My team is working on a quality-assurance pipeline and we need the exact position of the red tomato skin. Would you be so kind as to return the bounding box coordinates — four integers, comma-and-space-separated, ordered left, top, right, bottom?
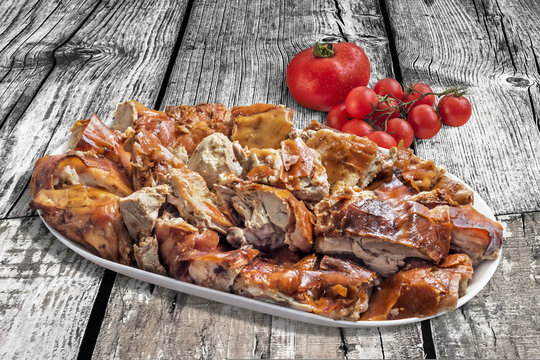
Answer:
385, 118, 414, 148
373, 78, 404, 100
367, 131, 398, 149
286, 43, 370, 111
342, 119, 373, 137
407, 104, 442, 139
326, 103, 350, 130
439, 95, 472, 127
369, 98, 400, 128
403, 83, 435, 111
345, 86, 379, 119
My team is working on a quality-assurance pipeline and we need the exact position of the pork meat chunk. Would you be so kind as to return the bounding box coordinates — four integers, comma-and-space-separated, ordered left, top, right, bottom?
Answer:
133, 236, 167, 275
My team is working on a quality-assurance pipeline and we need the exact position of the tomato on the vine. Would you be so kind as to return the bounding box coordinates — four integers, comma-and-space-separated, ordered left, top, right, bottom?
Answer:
385, 118, 414, 148
373, 78, 404, 100
438, 94, 472, 127
342, 119, 373, 137
326, 103, 350, 130
367, 131, 397, 149
345, 86, 378, 119
407, 104, 441, 139
369, 98, 400, 128
403, 83, 435, 111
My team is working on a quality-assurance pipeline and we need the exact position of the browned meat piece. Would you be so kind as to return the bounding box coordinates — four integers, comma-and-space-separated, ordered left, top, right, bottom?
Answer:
133, 236, 167, 275
130, 130, 185, 190
70, 114, 131, 173
304, 128, 388, 190
118, 185, 170, 239
408, 189, 458, 208
361, 254, 473, 320
30, 186, 132, 265
114, 100, 176, 147
215, 174, 314, 253
30, 153, 133, 198
231, 103, 294, 149
386, 145, 445, 191
187, 133, 247, 187
367, 170, 419, 200
314, 195, 452, 276
233, 254, 378, 320
449, 205, 503, 265
188, 248, 260, 291
433, 174, 474, 205
166, 103, 233, 154
244, 148, 283, 185
167, 167, 235, 234
154, 217, 220, 280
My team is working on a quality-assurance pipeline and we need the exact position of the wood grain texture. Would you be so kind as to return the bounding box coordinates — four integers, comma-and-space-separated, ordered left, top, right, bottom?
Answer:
0, 0, 98, 132
0, 216, 104, 359
430, 213, 540, 358
384, 0, 540, 215
2, 0, 189, 218
94, 1, 423, 358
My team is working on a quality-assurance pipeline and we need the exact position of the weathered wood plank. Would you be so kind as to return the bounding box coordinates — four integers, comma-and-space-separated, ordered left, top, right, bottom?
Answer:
94, 1, 424, 358
384, 0, 540, 215
430, 213, 540, 358
0, 216, 104, 359
4, 0, 189, 218
0, 0, 99, 132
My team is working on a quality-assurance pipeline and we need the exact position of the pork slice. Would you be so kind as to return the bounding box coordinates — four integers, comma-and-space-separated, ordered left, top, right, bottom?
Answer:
215, 174, 314, 253
314, 195, 452, 277
167, 167, 235, 233
187, 133, 246, 187
133, 236, 167, 275
433, 174, 474, 205
188, 248, 260, 291
448, 205, 503, 265
118, 184, 170, 239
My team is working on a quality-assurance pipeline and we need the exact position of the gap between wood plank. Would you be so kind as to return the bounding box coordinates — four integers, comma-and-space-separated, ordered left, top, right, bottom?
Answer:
75, 0, 197, 357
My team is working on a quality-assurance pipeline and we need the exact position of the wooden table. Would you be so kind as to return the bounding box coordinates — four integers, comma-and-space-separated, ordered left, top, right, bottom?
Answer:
1, 0, 538, 358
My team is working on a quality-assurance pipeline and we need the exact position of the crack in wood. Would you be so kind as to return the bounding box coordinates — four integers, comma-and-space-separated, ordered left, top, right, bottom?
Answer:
338, 327, 349, 359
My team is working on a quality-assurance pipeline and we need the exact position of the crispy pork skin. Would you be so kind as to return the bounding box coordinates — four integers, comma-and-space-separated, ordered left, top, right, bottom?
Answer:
30, 153, 133, 198
304, 128, 385, 190
433, 174, 474, 205
167, 168, 234, 234
70, 114, 131, 173
361, 254, 473, 320
133, 236, 167, 275
448, 205, 503, 265
130, 130, 185, 190
314, 195, 452, 276
215, 174, 314, 253
188, 248, 260, 291
187, 133, 246, 187
231, 104, 294, 149
233, 254, 378, 320
118, 185, 170, 239
165, 103, 233, 154
154, 217, 220, 281
30, 186, 132, 265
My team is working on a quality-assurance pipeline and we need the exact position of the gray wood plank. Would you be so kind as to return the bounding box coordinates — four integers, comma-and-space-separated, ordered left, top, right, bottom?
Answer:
94, 1, 424, 358
4, 0, 189, 218
430, 212, 540, 358
0, 216, 104, 359
0, 0, 98, 132
384, 0, 540, 215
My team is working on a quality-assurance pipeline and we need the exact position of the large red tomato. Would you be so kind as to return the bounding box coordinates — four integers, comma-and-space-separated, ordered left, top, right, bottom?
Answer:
286, 42, 370, 111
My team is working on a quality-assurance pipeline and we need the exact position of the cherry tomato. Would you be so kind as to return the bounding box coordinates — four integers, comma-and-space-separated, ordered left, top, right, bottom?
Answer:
407, 104, 441, 139
342, 119, 373, 137
369, 98, 400, 128
373, 78, 404, 100
385, 118, 414, 148
286, 42, 371, 111
438, 94, 472, 127
403, 83, 435, 111
326, 103, 350, 130
367, 131, 398, 149
345, 86, 378, 119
